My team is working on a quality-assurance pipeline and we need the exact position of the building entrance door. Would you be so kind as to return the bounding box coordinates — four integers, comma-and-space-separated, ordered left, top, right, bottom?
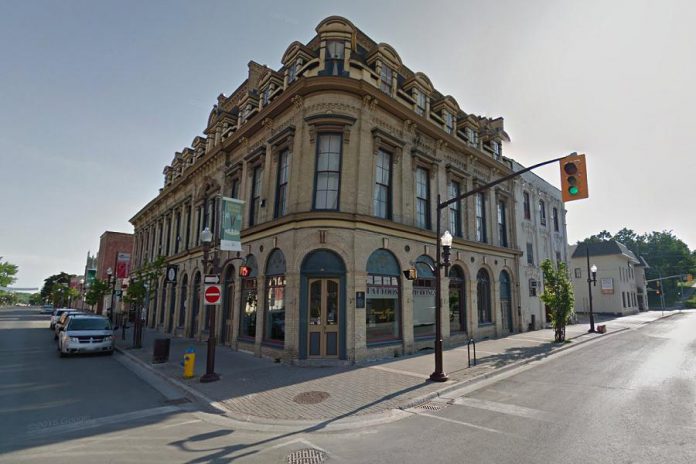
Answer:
307, 278, 340, 358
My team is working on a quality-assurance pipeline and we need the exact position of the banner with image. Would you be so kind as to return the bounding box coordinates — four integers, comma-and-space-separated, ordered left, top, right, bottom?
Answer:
116, 252, 131, 279
220, 197, 245, 252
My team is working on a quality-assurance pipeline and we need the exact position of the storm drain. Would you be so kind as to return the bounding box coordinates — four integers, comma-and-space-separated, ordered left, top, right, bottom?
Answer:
293, 391, 330, 405
286, 448, 327, 464
414, 401, 447, 412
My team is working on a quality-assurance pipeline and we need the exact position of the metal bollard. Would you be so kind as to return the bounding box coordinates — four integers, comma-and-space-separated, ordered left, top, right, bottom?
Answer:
467, 338, 477, 367
183, 347, 195, 379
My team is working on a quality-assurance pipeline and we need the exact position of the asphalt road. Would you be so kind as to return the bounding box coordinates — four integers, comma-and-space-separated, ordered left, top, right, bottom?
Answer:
1, 307, 694, 463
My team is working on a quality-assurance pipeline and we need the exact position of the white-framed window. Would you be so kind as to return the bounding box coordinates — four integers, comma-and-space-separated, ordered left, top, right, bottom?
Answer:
380, 65, 393, 95
274, 149, 290, 218
574, 268, 582, 278
414, 89, 426, 116
415, 167, 430, 229
491, 141, 500, 159
313, 134, 342, 210
373, 149, 392, 219
476, 192, 486, 242
443, 110, 454, 134
465, 127, 478, 146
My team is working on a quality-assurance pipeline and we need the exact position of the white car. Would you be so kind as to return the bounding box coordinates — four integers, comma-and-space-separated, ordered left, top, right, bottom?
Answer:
57, 315, 114, 357
50, 308, 77, 330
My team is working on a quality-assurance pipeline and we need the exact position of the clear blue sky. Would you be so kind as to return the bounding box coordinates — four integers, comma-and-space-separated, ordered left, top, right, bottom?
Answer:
2, 0, 695, 288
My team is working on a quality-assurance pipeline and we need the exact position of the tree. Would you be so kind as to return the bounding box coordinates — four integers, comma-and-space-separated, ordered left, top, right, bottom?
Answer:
40, 272, 72, 304
123, 256, 165, 348
540, 259, 575, 343
0, 260, 19, 306
85, 279, 110, 309
29, 293, 43, 306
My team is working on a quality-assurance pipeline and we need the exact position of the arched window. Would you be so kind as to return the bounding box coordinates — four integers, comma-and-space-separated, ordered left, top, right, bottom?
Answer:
477, 269, 492, 324
449, 266, 466, 333
220, 266, 235, 344
168, 278, 176, 332
178, 274, 188, 328
264, 249, 286, 344
414, 255, 436, 338
366, 249, 401, 344
500, 270, 513, 333
239, 255, 258, 340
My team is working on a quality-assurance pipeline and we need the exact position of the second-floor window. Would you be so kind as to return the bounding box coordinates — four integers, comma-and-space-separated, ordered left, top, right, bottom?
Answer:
274, 149, 290, 218
448, 180, 461, 237
249, 166, 263, 226
476, 192, 487, 242
373, 149, 392, 219
539, 200, 547, 226
380, 65, 393, 94
415, 167, 430, 229
230, 178, 240, 199
313, 134, 342, 210
526, 243, 534, 265
523, 191, 531, 220
465, 127, 478, 147
498, 200, 508, 247
444, 111, 454, 134
262, 86, 270, 106
553, 207, 559, 232
491, 141, 500, 159
287, 63, 297, 84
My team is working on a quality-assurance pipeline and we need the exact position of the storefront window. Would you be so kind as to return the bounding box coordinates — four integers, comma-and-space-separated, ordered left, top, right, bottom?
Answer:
366, 249, 401, 344
265, 275, 286, 343
449, 266, 466, 333
413, 256, 435, 338
239, 255, 258, 340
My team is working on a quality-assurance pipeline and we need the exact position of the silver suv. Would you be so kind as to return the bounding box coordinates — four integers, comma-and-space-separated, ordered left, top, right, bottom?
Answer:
57, 315, 114, 357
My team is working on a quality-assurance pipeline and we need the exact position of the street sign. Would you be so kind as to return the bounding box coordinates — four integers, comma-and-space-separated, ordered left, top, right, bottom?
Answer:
204, 284, 221, 305
204, 274, 220, 285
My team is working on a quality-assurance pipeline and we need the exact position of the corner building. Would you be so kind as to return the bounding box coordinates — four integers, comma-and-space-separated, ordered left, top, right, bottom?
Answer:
131, 16, 526, 363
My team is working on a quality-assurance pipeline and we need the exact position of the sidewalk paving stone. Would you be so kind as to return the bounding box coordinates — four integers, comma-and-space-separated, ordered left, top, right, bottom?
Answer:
114, 310, 681, 423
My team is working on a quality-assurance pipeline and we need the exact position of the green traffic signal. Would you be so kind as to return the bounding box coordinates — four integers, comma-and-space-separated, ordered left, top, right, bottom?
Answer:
568, 186, 579, 195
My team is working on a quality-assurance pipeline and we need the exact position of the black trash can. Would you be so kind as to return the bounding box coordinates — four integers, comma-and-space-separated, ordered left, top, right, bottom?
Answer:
152, 338, 171, 364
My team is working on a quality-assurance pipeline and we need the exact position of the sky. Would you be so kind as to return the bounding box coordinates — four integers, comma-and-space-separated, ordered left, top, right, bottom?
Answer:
1, 0, 695, 289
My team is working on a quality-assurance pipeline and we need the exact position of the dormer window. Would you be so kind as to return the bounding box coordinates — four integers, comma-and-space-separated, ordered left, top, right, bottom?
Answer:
288, 63, 297, 84
465, 127, 478, 147
262, 87, 270, 106
414, 89, 426, 116
241, 104, 252, 123
491, 141, 500, 159
380, 65, 393, 95
325, 40, 345, 76
443, 111, 454, 134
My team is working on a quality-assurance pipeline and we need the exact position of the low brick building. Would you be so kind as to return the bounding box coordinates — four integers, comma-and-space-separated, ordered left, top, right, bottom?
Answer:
95, 231, 134, 315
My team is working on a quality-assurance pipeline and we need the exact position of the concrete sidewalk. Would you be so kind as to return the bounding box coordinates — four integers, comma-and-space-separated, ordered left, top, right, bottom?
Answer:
114, 310, 681, 426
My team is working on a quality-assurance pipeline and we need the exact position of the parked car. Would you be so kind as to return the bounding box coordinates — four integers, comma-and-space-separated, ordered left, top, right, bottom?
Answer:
50, 308, 78, 330
57, 314, 114, 357
54, 311, 87, 340
40, 304, 54, 314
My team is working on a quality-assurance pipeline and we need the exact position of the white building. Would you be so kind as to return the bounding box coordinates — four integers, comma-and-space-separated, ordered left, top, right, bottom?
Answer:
511, 160, 569, 330
570, 241, 649, 315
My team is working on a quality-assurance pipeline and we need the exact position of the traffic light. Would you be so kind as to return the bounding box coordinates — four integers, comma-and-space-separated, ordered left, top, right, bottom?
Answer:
403, 268, 417, 280
239, 266, 251, 278
560, 153, 589, 202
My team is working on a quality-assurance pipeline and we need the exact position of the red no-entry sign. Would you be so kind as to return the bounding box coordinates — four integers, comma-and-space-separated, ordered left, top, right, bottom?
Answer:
204, 285, 221, 305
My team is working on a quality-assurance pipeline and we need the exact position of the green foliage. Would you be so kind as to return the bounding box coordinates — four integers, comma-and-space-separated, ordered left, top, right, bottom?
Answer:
29, 293, 43, 305
540, 259, 575, 343
40, 272, 71, 302
85, 279, 110, 307
124, 256, 165, 310
0, 260, 19, 288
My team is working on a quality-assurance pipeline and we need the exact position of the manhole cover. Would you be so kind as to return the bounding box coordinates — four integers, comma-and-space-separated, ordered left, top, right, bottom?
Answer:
287, 448, 327, 464
293, 391, 330, 405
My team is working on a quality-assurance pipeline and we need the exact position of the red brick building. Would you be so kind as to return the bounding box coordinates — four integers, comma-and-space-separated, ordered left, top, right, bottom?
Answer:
95, 231, 134, 314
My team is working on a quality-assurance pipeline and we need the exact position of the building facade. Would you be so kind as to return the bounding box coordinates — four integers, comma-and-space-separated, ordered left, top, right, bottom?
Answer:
512, 161, 569, 329
95, 231, 134, 315
130, 16, 541, 363
570, 241, 649, 315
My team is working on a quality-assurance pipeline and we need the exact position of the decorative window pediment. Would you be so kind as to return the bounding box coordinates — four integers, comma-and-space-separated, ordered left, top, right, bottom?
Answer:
305, 113, 355, 144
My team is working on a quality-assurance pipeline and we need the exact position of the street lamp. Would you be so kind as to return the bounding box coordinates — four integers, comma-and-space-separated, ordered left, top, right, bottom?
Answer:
430, 230, 453, 383
586, 246, 597, 333
200, 226, 220, 383
107, 267, 115, 324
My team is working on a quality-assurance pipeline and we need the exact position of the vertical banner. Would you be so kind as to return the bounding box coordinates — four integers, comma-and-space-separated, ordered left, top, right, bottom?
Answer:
220, 197, 244, 251
86, 269, 96, 285
116, 252, 131, 278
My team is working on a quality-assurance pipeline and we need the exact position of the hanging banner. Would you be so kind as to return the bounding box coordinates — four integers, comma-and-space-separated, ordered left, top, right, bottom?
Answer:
116, 252, 131, 278
86, 269, 96, 285
220, 197, 244, 251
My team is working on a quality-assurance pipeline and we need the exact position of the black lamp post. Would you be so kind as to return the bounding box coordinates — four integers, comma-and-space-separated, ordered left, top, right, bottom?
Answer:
586, 246, 597, 333
200, 226, 220, 383
107, 267, 115, 325
430, 226, 453, 383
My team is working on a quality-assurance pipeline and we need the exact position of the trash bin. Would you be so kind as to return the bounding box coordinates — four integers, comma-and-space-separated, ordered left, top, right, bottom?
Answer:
152, 338, 171, 364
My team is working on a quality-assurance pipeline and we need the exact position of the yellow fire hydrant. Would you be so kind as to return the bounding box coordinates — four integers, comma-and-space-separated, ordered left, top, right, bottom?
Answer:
183, 347, 195, 379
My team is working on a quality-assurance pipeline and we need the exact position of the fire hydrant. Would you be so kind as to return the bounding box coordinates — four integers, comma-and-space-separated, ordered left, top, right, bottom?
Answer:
183, 347, 195, 379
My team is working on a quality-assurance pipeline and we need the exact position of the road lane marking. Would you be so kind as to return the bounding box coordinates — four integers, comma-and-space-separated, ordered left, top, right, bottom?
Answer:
451, 397, 559, 422
31, 405, 181, 437
411, 410, 509, 435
